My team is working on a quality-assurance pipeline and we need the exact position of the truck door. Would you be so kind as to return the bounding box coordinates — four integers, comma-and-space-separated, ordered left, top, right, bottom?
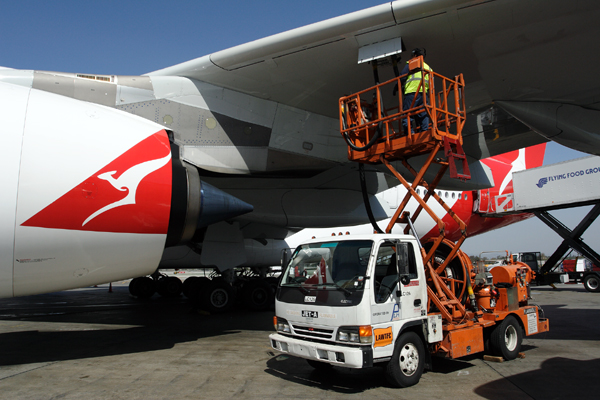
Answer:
396, 242, 425, 321
371, 241, 424, 358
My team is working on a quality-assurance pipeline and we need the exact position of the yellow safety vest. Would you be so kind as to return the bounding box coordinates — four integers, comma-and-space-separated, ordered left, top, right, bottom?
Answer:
404, 61, 432, 95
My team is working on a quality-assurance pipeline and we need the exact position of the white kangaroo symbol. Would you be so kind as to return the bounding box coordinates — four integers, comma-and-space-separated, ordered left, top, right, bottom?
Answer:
498, 148, 526, 196
82, 152, 171, 226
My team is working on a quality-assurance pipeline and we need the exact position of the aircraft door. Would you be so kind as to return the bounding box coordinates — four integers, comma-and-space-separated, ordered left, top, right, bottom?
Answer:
477, 189, 491, 213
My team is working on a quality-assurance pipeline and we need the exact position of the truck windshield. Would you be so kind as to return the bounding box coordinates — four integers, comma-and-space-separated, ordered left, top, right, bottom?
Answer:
278, 240, 373, 307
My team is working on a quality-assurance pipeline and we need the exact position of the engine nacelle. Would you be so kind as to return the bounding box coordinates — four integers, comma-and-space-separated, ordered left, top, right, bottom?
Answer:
0, 82, 251, 298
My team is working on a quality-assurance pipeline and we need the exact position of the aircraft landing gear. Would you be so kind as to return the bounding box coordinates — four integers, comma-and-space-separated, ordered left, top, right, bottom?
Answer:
201, 278, 236, 313
241, 279, 273, 311
129, 276, 156, 299
156, 276, 183, 297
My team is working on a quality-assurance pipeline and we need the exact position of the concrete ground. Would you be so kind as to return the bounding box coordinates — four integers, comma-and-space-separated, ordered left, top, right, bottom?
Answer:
0, 282, 598, 399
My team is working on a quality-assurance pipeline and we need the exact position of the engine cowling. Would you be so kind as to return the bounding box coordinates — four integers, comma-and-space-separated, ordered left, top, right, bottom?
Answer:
0, 82, 251, 298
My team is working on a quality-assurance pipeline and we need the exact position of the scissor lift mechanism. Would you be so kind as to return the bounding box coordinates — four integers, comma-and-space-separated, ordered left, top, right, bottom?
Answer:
339, 57, 479, 324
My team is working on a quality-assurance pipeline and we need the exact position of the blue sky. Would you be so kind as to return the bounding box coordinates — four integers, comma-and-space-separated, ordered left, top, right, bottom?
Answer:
1, 1, 597, 257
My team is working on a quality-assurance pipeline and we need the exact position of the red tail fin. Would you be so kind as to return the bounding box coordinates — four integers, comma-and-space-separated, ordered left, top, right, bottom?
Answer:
489, 143, 546, 170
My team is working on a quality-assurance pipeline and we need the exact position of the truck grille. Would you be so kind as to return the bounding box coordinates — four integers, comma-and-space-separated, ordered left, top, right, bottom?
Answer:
292, 324, 334, 340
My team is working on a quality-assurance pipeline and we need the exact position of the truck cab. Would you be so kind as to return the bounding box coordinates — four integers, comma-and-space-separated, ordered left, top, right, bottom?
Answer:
270, 234, 432, 386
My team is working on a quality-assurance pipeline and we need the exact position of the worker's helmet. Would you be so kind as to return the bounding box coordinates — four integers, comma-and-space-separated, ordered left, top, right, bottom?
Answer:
411, 48, 426, 58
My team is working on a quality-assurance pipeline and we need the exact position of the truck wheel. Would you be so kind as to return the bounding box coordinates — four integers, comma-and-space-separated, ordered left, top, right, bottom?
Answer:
306, 359, 333, 371
201, 279, 235, 313
584, 274, 600, 292
385, 332, 425, 388
490, 315, 522, 360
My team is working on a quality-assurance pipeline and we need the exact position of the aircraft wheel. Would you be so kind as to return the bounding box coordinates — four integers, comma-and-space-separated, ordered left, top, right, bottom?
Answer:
201, 279, 235, 313
186, 277, 211, 301
265, 277, 279, 296
129, 277, 141, 296
135, 277, 156, 299
157, 276, 182, 297
242, 279, 273, 311
490, 315, 522, 360
182, 276, 196, 298
584, 274, 600, 292
385, 331, 425, 388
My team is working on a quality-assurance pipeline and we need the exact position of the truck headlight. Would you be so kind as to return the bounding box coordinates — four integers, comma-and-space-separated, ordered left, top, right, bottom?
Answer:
337, 326, 372, 344
274, 316, 291, 333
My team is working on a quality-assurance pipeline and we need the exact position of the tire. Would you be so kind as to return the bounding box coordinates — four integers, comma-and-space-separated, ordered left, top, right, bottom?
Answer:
201, 279, 236, 313
306, 359, 333, 371
385, 332, 425, 388
135, 277, 156, 299
182, 276, 197, 298
242, 279, 274, 311
583, 274, 600, 293
129, 277, 141, 296
265, 277, 279, 296
156, 276, 182, 297
490, 315, 522, 360
186, 277, 211, 301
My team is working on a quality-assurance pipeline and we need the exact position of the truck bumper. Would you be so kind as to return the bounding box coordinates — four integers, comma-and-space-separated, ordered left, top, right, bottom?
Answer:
269, 333, 372, 368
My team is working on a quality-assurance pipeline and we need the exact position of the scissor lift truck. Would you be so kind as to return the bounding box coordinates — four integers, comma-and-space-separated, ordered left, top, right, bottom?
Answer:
269, 58, 549, 387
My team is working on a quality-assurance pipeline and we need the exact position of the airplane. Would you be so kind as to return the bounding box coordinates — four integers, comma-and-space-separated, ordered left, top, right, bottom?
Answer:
1, 0, 597, 310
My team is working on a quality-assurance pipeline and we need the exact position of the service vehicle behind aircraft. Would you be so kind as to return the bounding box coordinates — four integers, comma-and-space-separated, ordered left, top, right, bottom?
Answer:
269, 234, 549, 387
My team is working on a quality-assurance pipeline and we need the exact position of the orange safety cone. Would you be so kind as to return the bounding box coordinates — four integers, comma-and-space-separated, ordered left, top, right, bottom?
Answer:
108, 282, 113, 293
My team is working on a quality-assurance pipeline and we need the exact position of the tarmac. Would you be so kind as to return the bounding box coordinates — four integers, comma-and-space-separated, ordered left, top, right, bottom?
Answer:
0, 281, 599, 400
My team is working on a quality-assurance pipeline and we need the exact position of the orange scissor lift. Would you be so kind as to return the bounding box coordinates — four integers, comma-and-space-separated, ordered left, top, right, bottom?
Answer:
339, 57, 489, 350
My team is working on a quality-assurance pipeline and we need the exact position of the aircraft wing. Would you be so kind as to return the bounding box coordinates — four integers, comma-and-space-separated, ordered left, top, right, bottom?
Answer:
149, 0, 600, 159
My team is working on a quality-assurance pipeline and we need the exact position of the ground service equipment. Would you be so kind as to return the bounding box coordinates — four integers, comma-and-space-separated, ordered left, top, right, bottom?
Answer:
269, 58, 549, 388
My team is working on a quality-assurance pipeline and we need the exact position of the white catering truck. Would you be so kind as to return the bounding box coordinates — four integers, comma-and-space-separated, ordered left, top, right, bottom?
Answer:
269, 234, 549, 388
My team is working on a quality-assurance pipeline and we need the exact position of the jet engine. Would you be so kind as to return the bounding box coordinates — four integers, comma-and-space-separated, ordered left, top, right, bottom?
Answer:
0, 82, 251, 298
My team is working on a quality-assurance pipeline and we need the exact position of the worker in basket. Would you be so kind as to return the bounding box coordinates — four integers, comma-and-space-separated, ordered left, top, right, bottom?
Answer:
401, 48, 432, 134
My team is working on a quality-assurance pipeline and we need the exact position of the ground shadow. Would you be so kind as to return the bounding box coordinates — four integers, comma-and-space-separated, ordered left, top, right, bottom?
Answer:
0, 285, 273, 367
475, 357, 600, 399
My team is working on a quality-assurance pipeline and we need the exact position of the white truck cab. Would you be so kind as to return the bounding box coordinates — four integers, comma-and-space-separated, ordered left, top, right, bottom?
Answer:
269, 234, 437, 387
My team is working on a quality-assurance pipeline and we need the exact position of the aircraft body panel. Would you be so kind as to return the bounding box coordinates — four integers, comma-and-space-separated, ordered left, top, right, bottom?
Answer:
0, 82, 29, 297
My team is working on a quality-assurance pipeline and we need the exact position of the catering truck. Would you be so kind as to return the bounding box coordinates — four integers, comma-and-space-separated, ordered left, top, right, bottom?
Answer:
269, 235, 549, 388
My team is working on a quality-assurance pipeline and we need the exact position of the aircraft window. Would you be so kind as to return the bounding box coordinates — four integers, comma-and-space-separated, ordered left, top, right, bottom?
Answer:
416, 188, 420, 195
452, 192, 456, 199
464, 194, 468, 200
76, 74, 113, 82
445, 192, 448, 198
459, 193, 462, 199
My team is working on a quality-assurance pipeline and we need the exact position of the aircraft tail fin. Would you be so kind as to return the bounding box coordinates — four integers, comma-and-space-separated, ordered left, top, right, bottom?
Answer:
476, 142, 547, 216
489, 142, 546, 171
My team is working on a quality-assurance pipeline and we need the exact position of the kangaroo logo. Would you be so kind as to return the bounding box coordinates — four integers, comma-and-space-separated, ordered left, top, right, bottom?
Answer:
82, 153, 171, 226
21, 131, 172, 234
